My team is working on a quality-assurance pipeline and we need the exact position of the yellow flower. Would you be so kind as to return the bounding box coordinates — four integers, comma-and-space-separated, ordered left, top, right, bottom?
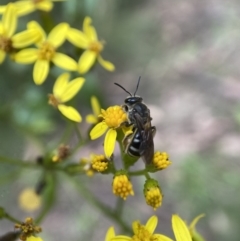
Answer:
14, 21, 78, 85
91, 154, 108, 172
0, 3, 40, 64
144, 179, 162, 210
19, 188, 42, 212
112, 215, 160, 241
67, 16, 115, 74
153, 151, 171, 170
112, 215, 193, 241
90, 105, 127, 158
112, 173, 134, 200
0, 0, 64, 16
105, 226, 115, 241
48, 73, 84, 122
86, 96, 101, 124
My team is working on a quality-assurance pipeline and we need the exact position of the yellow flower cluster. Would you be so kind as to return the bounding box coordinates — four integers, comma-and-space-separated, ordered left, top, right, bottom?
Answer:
144, 179, 163, 210
153, 151, 171, 170
112, 174, 134, 200
91, 154, 108, 172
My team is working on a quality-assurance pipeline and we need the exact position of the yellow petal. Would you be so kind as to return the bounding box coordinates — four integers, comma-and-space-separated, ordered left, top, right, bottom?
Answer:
90, 122, 108, 140
33, 59, 49, 85
78, 50, 96, 74
104, 129, 117, 158
53, 72, 70, 97
172, 215, 192, 241
0, 50, 6, 64
132, 221, 140, 235
154, 234, 174, 241
0, 6, 6, 14
27, 21, 46, 45
14, 1, 35, 16
26, 236, 43, 241
83, 16, 98, 41
67, 28, 89, 49
47, 22, 69, 48
189, 214, 205, 231
60, 77, 85, 102
86, 114, 98, 124
52, 52, 78, 70
12, 29, 41, 48
3, 3, 17, 38
146, 215, 158, 235
105, 226, 115, 241
36, 1, 53, 11
14, 48, 38, 63
98, 55, 115, 71
91, 96, 101, 116
58, 104, 82, 122
111, 236, 132, 241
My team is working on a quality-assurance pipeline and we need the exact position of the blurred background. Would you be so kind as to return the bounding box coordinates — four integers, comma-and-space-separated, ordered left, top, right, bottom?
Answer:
1, 0, 240, 240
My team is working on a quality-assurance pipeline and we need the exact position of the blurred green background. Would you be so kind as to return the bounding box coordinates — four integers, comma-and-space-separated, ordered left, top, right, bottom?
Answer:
1, 0, 240, 240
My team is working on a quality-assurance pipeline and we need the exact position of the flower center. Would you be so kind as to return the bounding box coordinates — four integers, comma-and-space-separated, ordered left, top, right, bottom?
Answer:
0, 35, 13, 52
48, 94, 60, 107
89, 40, 103, 53
38, 41, 55, 60
132, 223, 152, 241
101, 106, 127, 128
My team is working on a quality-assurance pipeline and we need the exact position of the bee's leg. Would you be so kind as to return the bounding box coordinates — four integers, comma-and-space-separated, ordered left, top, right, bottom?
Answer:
151, 126, 156, 137
121, 120, 132, 127
122, 132, 133, 153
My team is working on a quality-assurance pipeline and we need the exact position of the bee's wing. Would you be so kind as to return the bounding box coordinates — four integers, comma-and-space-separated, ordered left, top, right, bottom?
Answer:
139, 123, 155, 165
134, 113, 155, 165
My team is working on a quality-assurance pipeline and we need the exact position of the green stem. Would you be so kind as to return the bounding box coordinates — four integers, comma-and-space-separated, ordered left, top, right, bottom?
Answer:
65, 173, 132, 233
115, 198, 124, 219
0, 156, 40, 169
35, 172, 57, 224
4, 212, 21, 224
128, 169, 147, 176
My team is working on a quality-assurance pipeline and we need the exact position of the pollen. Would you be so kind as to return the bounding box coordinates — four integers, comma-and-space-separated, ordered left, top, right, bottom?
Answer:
38, 41, 55, 60
101, 106, 127, 128
144, 179, 162, 210
0, 36, 13, 52
112, 174, 134, 200
89, 40, 103, 53
152, 151, 171, 170
91, 154, 108, 172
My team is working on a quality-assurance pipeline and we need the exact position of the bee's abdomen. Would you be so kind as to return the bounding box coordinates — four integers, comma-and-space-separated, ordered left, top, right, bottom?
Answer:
128, 130, 141, 157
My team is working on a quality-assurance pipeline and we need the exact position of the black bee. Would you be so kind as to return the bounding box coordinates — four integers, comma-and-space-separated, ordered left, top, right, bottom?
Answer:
115, 77, 156, 164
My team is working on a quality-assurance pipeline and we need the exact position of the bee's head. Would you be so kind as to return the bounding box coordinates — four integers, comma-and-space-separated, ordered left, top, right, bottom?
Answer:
114, 76, 142, 105
124, 96, 143, 105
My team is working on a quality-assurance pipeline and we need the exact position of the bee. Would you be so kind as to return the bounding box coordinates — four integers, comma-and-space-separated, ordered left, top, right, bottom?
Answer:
114, 77, 156, 165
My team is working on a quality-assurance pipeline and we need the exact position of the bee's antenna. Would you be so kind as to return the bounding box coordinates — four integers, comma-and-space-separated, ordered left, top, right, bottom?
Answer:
114, 83, 132, 96
134, 76, 141, 96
